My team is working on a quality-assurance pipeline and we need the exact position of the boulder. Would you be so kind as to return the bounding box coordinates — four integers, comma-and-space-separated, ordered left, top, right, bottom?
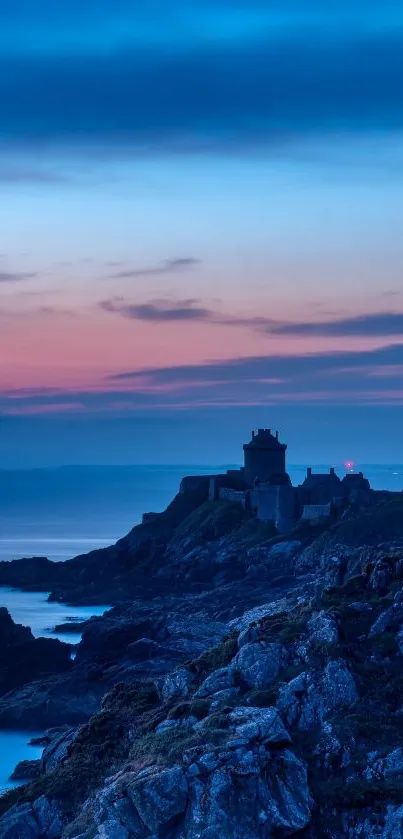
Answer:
368, 601, 403, 638
41, 726, 78, 773
89, 739, 312, 839
94, 771, 143, 836
307, 611, 339, 646
183, 748, 312, 838
277, 672, 324, 731
95, 821, 130, 838
365, 747, 403, 782
161, 668, 193, 702
381, 804, 403, 838
127, 765, 188, 833
195, 667, 235, 698
229, 599, 289, 633
32, 798, 63, 839
231, 641, 287, 689
322, 660, 359, 710
237, 625, 260, 649
0, 797, 63, 839
278, 661, 358, 731
0, 804, 39, 839
228, 706, 291, 745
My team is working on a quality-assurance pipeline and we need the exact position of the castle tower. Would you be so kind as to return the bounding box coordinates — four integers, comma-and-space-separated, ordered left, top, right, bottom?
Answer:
243, 428, 287, 487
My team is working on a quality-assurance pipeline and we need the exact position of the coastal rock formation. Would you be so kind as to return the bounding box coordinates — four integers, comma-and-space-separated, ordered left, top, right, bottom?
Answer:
0, 607, 33, 646
9, 761, 41, 782
1, 491, 403, 837
40, 727, 79, 774
277, 660, 358, 731
0, 797, 62, 839
0, 609, 72, 699
231, 640, 287, 689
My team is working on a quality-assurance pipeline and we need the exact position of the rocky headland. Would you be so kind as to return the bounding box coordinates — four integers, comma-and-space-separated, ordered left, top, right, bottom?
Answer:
1, 481, 403, 837
0, 607, 72, 698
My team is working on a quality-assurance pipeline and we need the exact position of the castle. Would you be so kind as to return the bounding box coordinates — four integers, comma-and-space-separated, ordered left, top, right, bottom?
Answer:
180, 428, 371, 533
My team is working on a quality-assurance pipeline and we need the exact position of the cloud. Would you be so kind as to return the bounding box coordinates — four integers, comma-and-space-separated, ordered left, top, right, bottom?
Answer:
2, 344, 403, 417
101, 297, 211, 322
269, 312, 403, 337
100, 296, 403, 340
111, 258, 200, 279
109, 343, 403, 387
99, 296, 275, 326
0, 271, 37, 283
100, 296, 211, 322
0, 10, 402, 155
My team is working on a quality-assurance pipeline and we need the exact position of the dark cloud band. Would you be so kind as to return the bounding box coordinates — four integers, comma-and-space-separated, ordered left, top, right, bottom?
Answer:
100, 295, 403, 339
1, 27, 402, 150
101, 298, 210, 321
1, 344, 403, 416
269, 312, 403, 338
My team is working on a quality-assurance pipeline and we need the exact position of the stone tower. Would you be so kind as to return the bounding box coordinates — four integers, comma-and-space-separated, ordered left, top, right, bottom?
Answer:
243, 428, 287, 487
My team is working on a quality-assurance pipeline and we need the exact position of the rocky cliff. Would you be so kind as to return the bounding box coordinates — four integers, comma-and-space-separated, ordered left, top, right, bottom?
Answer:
1, 490, 403, 838
0, 607, 72, 697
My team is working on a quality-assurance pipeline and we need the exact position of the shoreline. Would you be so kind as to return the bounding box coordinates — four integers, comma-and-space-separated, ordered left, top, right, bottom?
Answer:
0, 473, 403, 835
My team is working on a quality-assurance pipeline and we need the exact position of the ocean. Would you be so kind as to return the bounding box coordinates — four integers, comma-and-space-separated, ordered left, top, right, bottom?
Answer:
0, 462, 402, 792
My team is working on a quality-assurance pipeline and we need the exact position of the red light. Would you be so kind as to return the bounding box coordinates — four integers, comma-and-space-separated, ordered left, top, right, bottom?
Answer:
346, 460, 354, 471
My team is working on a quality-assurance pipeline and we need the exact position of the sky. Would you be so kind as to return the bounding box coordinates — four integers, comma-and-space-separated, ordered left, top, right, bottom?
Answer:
1, 0, 403, 467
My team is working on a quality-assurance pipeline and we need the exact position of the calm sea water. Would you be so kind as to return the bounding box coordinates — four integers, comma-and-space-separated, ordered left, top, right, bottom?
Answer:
0, 733, 44, 794
0, 465, 224, 562
0, 462, 401, 792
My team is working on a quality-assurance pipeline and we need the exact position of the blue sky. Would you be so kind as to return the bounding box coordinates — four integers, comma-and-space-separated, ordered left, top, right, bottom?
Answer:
0, 0, 402, 466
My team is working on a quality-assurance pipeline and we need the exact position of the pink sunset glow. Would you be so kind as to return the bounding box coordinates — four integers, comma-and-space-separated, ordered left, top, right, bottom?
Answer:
0, 1, 402, 466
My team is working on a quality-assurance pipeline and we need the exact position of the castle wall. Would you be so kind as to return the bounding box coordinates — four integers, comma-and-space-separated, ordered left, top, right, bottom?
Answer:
251, 485, 295, 533
301, 503, 332, 521
297, 484, 344, 507
209, 471, 246, 501
217, 488, 247, 509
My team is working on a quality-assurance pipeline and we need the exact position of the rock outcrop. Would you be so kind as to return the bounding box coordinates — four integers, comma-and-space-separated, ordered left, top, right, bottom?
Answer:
0, 797, 62, 839
1, 493, 403, 837
0, 609, 72, 700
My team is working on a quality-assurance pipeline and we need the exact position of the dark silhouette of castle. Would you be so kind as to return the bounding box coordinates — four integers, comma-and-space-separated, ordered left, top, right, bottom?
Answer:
180, 428, 372, 533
